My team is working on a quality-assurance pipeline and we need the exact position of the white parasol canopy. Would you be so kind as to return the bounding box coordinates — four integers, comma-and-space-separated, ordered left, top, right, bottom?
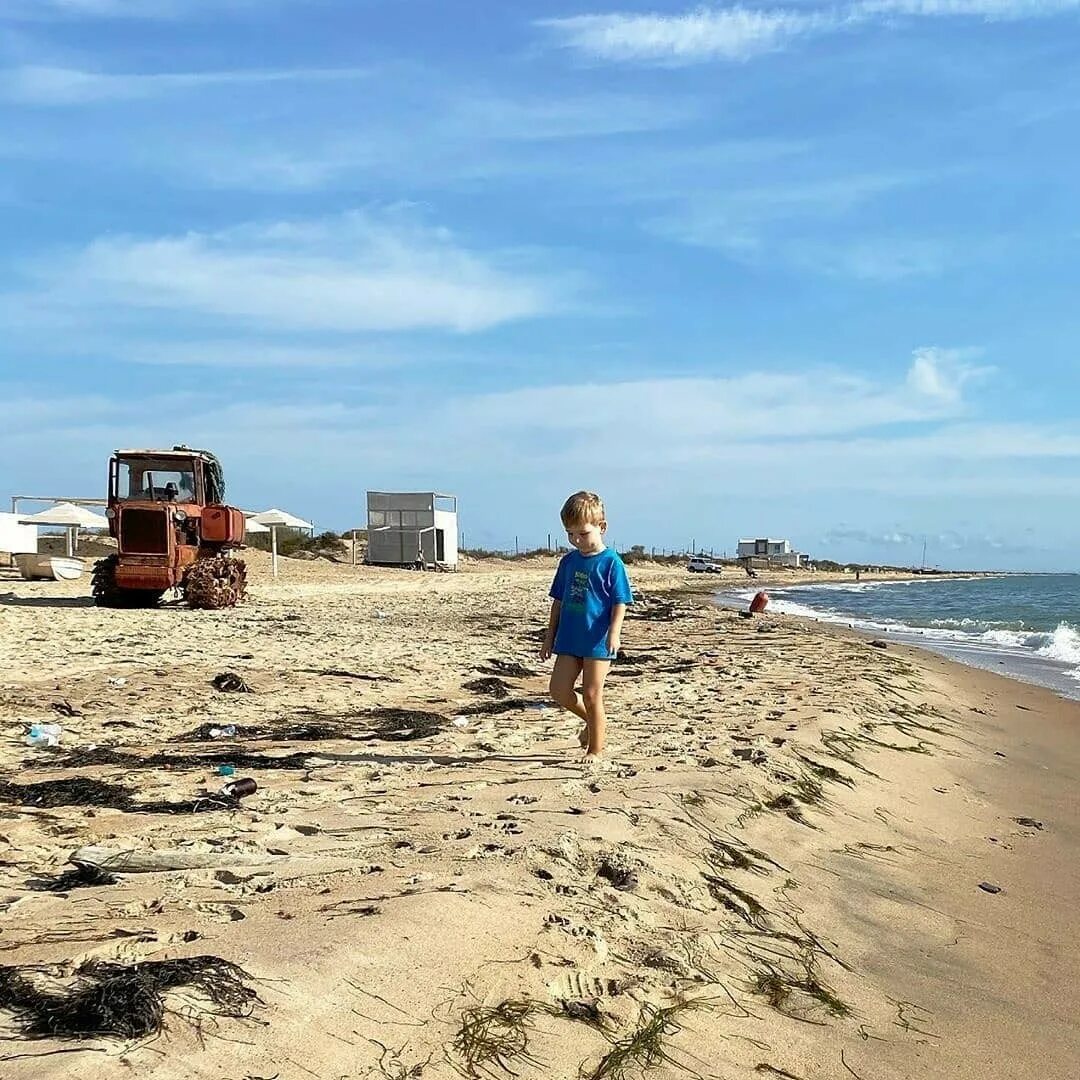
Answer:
19, 503, 109, 529
246, 508, 314, 577
243, 517, 270, 535
248, 508, 313, 530
19, 502, 109, 557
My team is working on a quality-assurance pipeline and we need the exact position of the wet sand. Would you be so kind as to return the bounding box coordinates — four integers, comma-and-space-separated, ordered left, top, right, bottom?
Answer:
1, 552, 1077, 1079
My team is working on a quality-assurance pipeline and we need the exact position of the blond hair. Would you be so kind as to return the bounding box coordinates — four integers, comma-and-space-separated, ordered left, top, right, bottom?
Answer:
560, 491, 606, 529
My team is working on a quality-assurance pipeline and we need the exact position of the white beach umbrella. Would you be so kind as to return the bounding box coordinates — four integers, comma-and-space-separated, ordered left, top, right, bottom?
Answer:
247, 508, 314, 577
19, 502, 109, 556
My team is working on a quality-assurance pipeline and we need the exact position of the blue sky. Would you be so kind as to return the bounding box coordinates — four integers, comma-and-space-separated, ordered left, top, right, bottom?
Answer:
1, 1, 1078, 570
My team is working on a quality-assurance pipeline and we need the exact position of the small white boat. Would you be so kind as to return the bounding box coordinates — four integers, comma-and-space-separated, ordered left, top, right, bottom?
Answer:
14, 554, 86, 581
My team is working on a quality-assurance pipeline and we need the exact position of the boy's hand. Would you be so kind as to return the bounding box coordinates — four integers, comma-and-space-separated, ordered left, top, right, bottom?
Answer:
606, 631, 621, 657
540, 634, 554, 661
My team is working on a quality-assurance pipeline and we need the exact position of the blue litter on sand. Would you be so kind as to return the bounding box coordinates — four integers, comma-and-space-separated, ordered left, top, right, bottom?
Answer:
217, 764, 236, 776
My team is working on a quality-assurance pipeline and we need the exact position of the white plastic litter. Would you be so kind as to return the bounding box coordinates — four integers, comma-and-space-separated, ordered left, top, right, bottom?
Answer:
25, 723, 62, 748
108, 677, 127, 687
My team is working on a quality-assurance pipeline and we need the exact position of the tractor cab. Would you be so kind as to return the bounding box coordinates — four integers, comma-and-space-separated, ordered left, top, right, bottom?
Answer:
109, 448, 222, 507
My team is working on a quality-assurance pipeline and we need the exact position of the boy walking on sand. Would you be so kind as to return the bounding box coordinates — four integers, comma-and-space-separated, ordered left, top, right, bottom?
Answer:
540, 491, 633, 759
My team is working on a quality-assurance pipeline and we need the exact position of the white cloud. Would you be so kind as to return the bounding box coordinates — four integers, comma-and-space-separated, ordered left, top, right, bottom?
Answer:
15, 210, 557, 333
540, 1, 1080, 65
860, 0, 1080, 17
906, 346, 992, 404
0, 65, 370, 106
538, 7, 837, 64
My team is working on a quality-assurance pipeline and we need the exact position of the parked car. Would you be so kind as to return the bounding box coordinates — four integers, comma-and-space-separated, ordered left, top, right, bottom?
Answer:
687, 557, 723, 574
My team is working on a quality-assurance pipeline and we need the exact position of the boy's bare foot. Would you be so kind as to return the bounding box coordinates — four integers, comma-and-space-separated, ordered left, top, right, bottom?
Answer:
578, 726, 590, 750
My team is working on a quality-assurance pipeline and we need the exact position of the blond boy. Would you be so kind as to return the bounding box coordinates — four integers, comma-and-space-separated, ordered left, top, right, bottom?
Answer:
540, 492, 633, 758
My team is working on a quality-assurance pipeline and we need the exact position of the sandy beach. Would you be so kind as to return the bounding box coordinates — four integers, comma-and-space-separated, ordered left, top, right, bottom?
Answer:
1, 553, 1078, 1080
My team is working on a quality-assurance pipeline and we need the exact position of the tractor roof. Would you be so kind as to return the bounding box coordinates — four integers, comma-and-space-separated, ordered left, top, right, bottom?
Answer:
114, 447, 217, 460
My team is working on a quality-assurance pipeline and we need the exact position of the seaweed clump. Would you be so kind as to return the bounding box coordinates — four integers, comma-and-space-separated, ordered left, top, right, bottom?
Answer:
588, 1000, 704, 1080
0, 955, 259, 1040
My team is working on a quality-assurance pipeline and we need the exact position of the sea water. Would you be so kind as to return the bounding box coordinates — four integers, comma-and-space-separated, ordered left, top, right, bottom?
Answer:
717, 574, 1080, 701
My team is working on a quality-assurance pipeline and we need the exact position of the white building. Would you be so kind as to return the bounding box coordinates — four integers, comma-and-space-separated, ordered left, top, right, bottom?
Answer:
366, 492, 458, 569
736, 537, 807, 568
0, 512, 38, 561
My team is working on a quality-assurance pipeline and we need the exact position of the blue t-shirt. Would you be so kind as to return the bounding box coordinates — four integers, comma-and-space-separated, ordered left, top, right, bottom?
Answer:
549, 548, 634, 658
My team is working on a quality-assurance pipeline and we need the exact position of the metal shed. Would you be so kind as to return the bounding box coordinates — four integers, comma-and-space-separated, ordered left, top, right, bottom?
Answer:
366, 492, 458, 570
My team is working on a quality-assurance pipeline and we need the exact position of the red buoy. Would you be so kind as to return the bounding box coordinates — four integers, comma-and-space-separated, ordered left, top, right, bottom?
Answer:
749, 590, 769, 614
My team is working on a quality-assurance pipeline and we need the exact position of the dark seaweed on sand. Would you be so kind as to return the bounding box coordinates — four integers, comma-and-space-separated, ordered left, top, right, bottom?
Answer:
0, 955, 258, 1040
0, 777, 242, 815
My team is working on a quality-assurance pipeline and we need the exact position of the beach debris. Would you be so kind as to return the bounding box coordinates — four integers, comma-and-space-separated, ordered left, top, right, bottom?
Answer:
626, 596, 688, 622
221, 777, 257, 799
209, 724, 238, 739
752, 964, 849, 1020
367, 708, 446, 740
107, 677, 127, 688
561, 998, 604, 1026
452, 716, 471, 727
51, 700, 82, 718
868, 639, 889, 649
476, 659, 537, 678
1013, 817, 1043, 830
749, 591, 769, 615
24, 722, 63, 748
32, 862, 120, 893
733, 747, 767, 765
978, 882, 1002, 894
69, 845, 291, 874
596, 857, 639, 893
302, 668, 399, 682
586, 999, 705, 1080
452, 999, 544, 1076
211, 672, 252, 693
0, 777, 244, 816
754, 1065, 806, 1080
217, 763, 235, 776
1, 777, 130, 809
459, 697, 543, 717
0, 955, 258, 1040
463, 676, 513, 698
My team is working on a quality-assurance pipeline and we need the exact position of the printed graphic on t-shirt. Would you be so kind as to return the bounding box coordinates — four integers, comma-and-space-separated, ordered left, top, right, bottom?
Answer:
567, 570, 587, 612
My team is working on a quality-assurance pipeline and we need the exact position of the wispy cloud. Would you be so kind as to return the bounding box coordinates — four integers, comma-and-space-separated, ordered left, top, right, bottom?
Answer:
538, 7, 839, 64
0, 65, 370, 106
645, 171, 947, 273
906, 346, 993, 404
9, 209, 559, 334
861, 0, 1080, 17
6, 349, 1079, 511
539, 1, 1080, 64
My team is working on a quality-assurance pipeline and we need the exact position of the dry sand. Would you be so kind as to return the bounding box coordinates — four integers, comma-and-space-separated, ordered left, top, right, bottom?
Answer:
1, 553, 1077, 1079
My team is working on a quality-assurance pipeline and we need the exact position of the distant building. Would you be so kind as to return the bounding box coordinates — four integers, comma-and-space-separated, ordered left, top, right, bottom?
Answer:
736, 537, 807, 568
366, 492, 458, 570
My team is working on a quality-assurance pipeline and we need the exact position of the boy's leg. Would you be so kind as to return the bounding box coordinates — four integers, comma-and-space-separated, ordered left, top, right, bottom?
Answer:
581, 659, 612, 758
549, 655, 587, 737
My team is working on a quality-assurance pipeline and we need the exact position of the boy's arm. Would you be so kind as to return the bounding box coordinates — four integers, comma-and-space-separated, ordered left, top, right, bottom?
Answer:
541, 600, 561, 660
606, 603, 627, 656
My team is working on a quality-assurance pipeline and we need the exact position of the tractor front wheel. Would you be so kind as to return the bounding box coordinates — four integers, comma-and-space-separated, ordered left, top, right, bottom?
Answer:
183, 555, 247, 610
91, 555, 164, 608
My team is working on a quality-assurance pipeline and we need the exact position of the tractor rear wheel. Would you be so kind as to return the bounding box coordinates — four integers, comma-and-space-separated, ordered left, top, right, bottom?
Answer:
91, 555, 164, 608
183, 554, 247, 610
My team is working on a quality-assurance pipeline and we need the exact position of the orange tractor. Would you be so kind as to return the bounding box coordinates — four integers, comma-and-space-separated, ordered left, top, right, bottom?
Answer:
92, 446, 248, 609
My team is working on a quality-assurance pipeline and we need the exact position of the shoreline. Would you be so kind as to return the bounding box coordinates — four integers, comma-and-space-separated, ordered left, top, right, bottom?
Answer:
1, 556, 1078, 1079
709, 573, 1080, 704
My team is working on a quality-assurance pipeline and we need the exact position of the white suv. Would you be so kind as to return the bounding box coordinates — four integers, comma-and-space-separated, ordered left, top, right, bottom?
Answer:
687, 557, 723, 574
